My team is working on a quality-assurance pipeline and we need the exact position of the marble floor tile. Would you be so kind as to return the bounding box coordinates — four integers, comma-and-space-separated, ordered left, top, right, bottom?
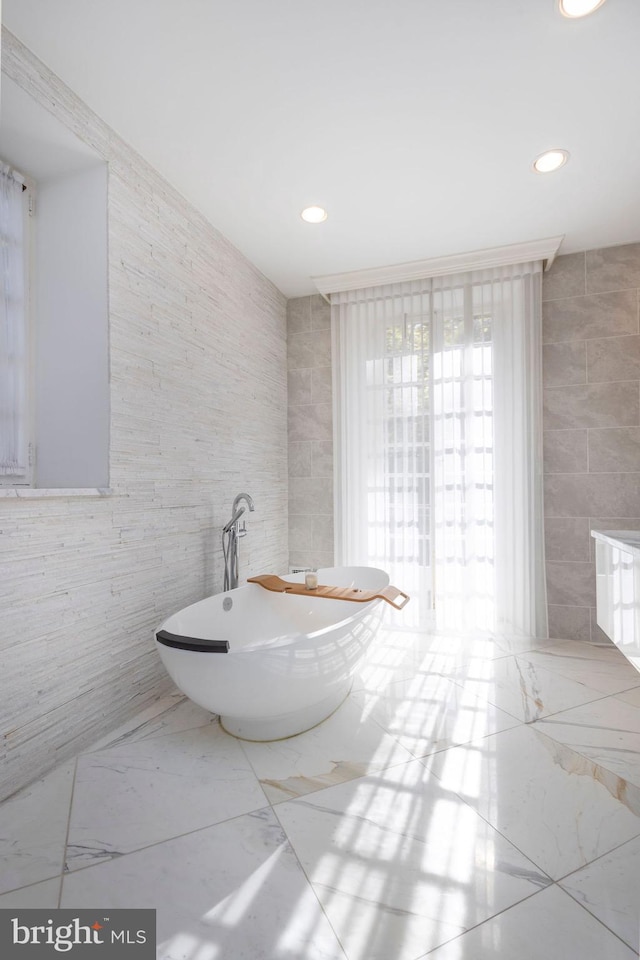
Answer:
490, 632, 559, 656
0, 760, 75, 894
559, 834, 640, 953
452, 653, 607, 723
61, 808, 347, 960
66, 724, 268, 872
423, 884, 637, 960
357, 627, 439, 692
358, 632, 530, 708
354, 670, 519, 760
534, 695, 640, 790
86, 691, 215, 752
0, 878, 60, 907
240, 694, 414, 804
516, 639, 640, 697
616, 685, 640, 708
423, 725, 640, 880
275, 759, 551, 960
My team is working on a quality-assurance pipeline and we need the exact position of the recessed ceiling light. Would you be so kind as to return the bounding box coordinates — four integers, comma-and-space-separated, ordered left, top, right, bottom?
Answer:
300, 205, 328, 224
533, 149, 570, 173
559, 0, 606, 18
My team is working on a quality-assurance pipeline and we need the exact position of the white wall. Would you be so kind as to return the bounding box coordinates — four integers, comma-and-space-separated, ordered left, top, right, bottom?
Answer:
35, 163, 109, 487
0, 28, 288, 800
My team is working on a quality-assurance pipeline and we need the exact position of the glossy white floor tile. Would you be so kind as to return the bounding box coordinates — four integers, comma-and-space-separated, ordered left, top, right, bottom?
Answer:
2, 624, 639, 960
62, 808, 347, 960
66, 724, 267, 871
241, 694, 414, 804
354, 670, 520, 759
0, 878, 60, 908
560, 834, 640, 953
275, 759, 550, 960
0, 760, 75, 894
87, 691, 216, 752
534, 695, 640, 790
452, 653, 609, 723
615, 685, 640, 708
424, 884, 638, 959
517, 638, 640, 697
424, 724, 640, 879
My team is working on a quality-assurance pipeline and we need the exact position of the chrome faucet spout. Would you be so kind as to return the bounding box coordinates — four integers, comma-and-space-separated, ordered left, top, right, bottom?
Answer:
232, 492, 255, 514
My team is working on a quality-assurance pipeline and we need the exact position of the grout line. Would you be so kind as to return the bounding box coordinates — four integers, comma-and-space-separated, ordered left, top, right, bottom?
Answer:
58, 757, 79, 908
559, 881, 640, 954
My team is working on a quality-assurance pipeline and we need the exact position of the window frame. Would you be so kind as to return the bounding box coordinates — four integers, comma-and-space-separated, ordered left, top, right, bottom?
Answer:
0, 165, 34, 487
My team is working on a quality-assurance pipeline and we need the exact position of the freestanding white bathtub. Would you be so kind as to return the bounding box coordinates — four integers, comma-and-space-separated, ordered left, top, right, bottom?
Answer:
155, 566, 390, 740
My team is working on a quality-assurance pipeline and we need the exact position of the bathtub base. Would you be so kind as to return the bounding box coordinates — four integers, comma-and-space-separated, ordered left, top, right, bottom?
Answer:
220, 678, 353, 741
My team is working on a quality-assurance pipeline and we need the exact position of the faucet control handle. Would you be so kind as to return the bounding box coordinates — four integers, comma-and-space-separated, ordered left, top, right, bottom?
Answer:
237, 520, 247, 538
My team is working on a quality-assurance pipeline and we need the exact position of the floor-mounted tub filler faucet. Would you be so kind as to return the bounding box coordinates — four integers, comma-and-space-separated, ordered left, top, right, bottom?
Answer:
222, 493, 255, 591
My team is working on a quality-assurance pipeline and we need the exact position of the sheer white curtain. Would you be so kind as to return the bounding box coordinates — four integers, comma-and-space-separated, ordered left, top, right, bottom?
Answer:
0, 164, 27, 478
332, 262, 547, 638
333, 280, 433, 627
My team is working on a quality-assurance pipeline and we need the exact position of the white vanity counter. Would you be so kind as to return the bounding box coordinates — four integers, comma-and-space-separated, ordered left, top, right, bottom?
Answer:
592, 530, 640, 674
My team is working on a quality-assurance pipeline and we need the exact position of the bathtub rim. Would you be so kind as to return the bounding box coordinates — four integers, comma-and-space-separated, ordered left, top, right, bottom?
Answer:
155, 565, 390, 654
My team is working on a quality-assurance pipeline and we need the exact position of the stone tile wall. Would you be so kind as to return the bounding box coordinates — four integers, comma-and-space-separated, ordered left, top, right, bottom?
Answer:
0, 30, 288, 800
287, 295, 334, 571
543, 243, 640, 641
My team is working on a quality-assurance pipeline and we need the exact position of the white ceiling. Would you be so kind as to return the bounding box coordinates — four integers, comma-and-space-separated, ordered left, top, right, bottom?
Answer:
2, 0, 639, 298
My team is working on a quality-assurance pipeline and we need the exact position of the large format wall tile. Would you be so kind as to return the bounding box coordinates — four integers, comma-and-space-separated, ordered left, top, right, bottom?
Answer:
588, 428, 640, 473
287, 297, 335, 571
286, 297, 312, 335
311, 294, 331, 328
544, 518, 591, 562
586, 242, 640, 294
542, 252, 586, 301
543, 382, 639, 430
545, 473, 640, 518
587, 335, 640, 383
288, 441, 312, 477
543, 341, 587, 387
287, 331, 328, 370
289, 478, 333, 516
542, 291, 638, 344
547, 604, 591, 642
311, 441, 333, 477
542, 245, 640, 639
546, 561, 596, 608
543, 430, 588, 474
288, 369, 312, 405
288, 403, 333, 442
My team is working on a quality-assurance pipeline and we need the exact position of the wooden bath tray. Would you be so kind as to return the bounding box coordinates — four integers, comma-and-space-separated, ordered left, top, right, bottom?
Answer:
248, 574, 410, 610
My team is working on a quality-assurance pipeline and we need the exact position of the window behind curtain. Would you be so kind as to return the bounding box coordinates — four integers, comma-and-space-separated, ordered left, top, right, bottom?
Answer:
333, 263, 547, 638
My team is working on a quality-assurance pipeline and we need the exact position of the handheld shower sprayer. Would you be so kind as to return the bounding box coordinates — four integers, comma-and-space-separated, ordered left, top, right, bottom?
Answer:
222, 506, 245, 534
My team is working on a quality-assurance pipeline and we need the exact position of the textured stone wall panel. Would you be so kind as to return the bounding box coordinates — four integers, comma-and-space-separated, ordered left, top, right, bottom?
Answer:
0, 29, 288, 800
